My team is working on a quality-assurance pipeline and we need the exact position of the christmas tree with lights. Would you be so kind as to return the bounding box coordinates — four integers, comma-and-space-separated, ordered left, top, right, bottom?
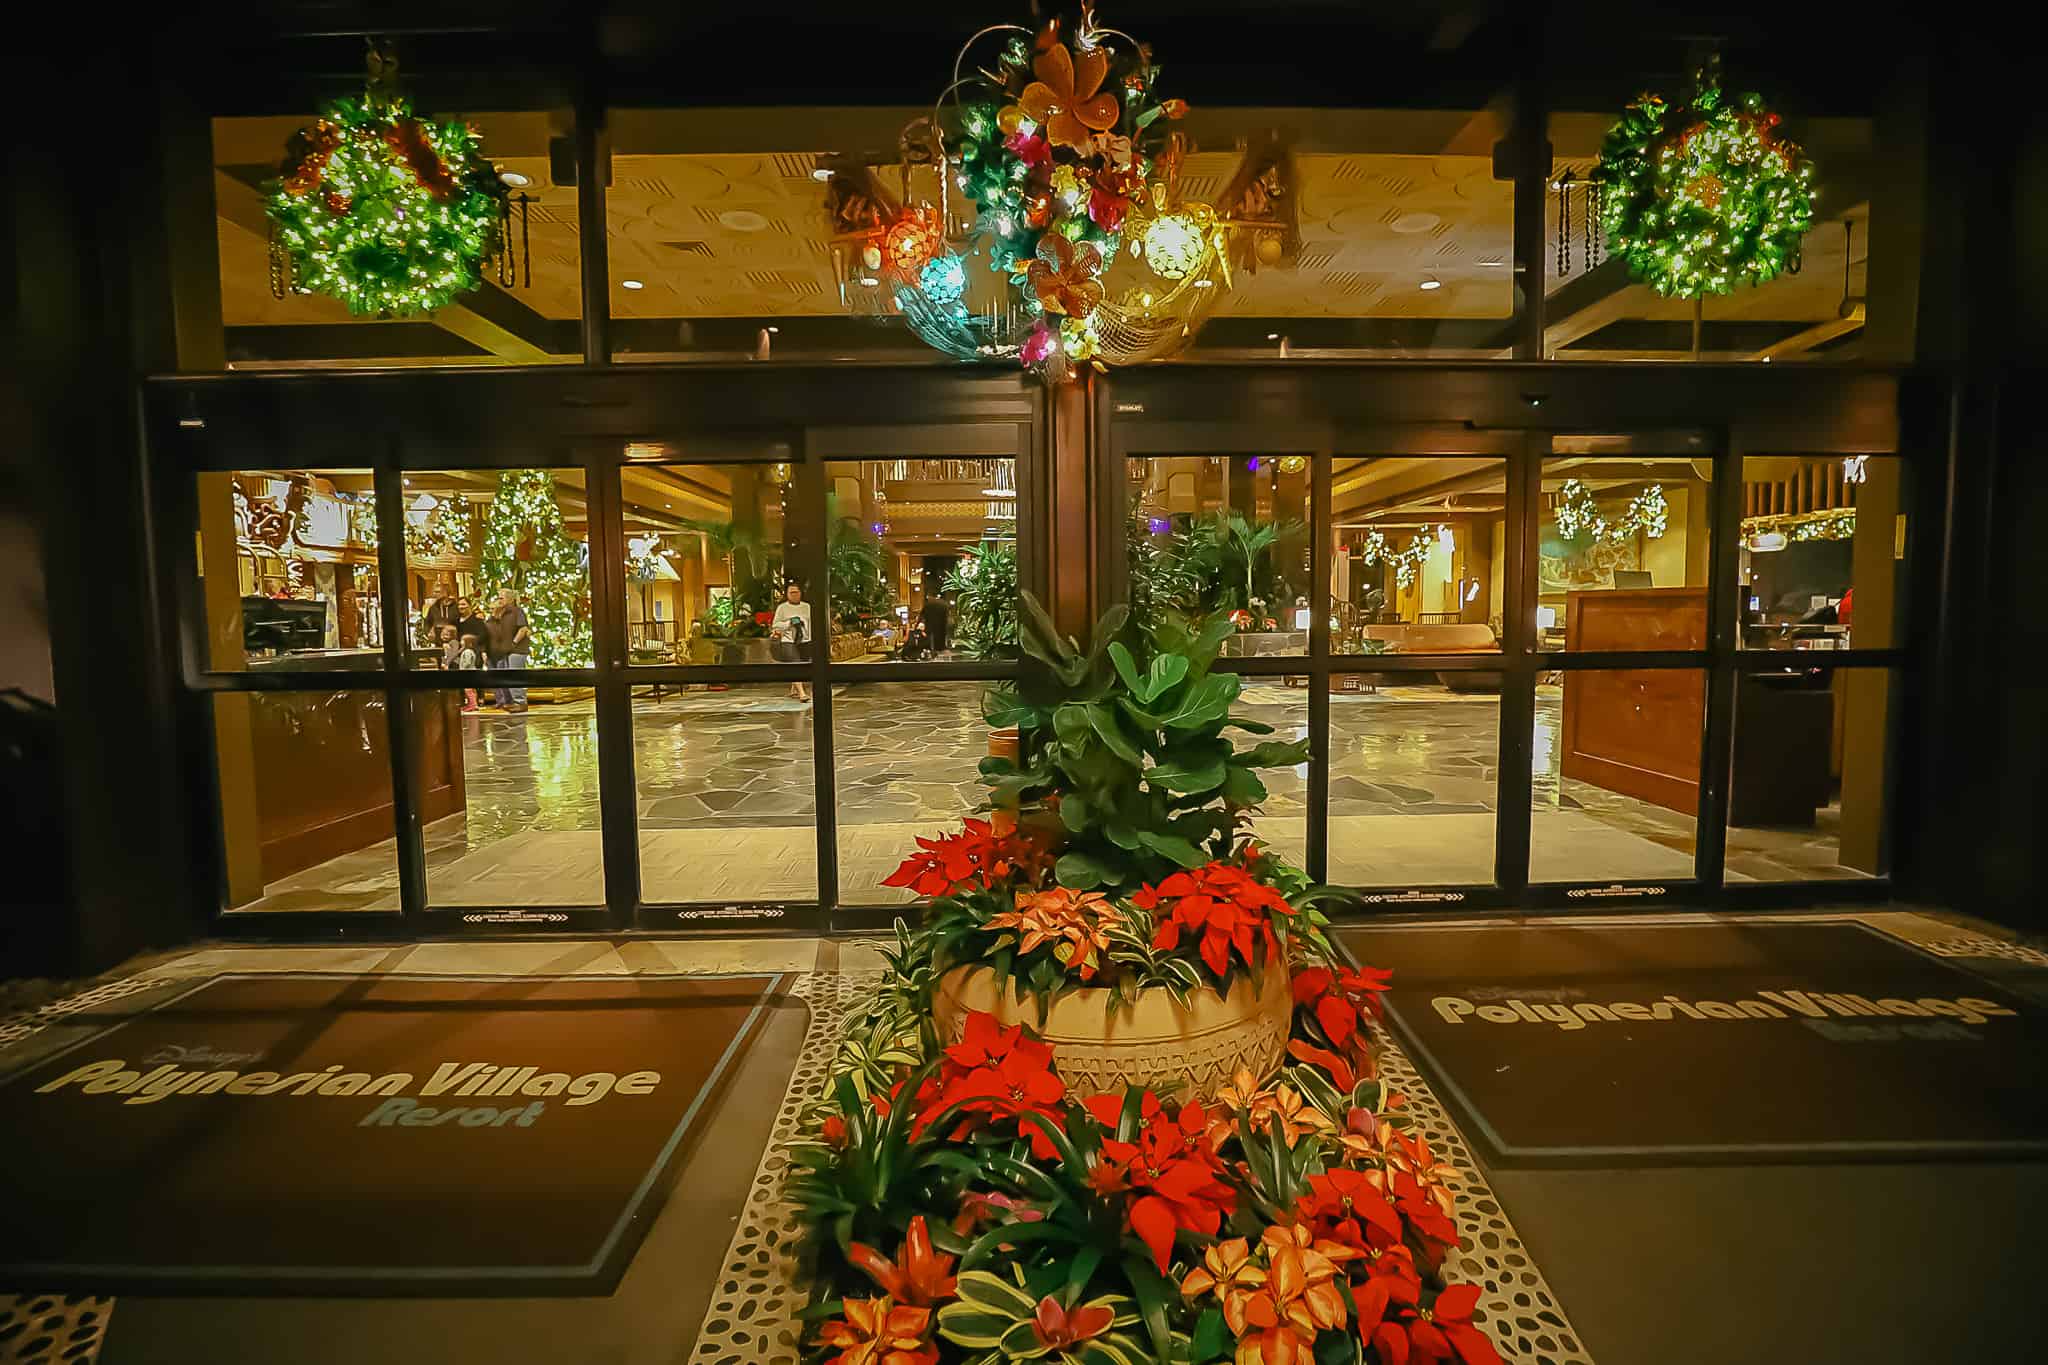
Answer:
477, 469, 592, 666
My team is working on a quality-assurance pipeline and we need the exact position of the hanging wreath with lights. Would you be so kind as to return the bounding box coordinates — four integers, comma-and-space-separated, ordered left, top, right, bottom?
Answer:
267, 45, 523, 318
1593, 56, 1815, 299
836, 4, 1223, 381
1552, 480, 1669, 544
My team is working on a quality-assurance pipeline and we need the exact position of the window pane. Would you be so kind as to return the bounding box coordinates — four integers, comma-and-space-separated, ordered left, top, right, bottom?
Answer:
213, 109, 581, 370
1328, 675, 1498, 887
835, 680, 993, 905
194, 470, 383, 671
213, 690, 399, 913
413, 690, 604, 907
635, 685, 816, 903
1126, 455, 1312, 655
1231, 679, 1308, 869
404, 469, 591, 670
1739, 455, 1907, 650
1727, 667, 1894, 882
1540, 445, 1714, 651
1332, 457, 1505, 654
1532, 669, 1704, 882
619, 462, 802, 666
825, 459, 1018, 663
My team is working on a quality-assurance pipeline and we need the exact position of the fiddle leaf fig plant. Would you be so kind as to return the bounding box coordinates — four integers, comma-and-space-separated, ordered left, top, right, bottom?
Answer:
981, 594, 1307, 892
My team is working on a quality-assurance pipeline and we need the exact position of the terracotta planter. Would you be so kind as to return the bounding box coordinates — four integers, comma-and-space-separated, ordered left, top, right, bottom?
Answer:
932, 963, 1294, 1100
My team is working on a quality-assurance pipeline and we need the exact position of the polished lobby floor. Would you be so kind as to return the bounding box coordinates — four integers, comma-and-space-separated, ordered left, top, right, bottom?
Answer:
234, 680, 1871, 913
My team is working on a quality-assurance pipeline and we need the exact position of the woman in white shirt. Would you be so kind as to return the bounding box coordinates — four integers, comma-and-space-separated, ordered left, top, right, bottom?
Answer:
771, 582, 813, 702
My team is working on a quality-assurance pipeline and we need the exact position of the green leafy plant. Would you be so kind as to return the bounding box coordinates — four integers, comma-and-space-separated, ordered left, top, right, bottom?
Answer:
982, 596, 1308, 894
828, 502, 895, 630
944, 541, 1019, 659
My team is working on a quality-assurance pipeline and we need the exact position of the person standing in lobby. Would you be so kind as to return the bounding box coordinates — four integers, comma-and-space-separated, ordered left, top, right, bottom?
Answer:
771, 581, 812, 704
487, 587, 532, 713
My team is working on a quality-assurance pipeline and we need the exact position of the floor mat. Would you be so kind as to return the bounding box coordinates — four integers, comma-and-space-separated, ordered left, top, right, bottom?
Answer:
0, 972, 781, 1294
1335, 920, 2048, 1164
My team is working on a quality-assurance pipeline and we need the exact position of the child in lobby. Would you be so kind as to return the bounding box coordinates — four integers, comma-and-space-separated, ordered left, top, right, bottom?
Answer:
456, 632, 481, 712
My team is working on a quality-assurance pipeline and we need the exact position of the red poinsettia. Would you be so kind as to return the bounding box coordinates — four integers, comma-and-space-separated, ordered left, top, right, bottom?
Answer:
1349, 1241, 1425, 1329
919, 1011, 1068, 1157
845, 1215, 957, 1307
753, 610, 775, 626
882, 818, 1044, 897
1093, 1095, 1237, 1272
1372, 1284, 1502, 1365
1296, 1167, 1405, 1256
1135, 859, 1295, 979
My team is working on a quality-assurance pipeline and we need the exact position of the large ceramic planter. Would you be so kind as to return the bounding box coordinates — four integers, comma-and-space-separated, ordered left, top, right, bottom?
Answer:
932, 963, 1294, 1100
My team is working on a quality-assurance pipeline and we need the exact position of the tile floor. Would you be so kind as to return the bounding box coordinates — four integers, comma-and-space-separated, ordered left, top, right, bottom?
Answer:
231, 680, 1871, 913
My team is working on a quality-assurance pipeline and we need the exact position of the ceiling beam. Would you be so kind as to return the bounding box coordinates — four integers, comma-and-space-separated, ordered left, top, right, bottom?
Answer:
214, 168, 561, 364
1750, 305, 1866, 361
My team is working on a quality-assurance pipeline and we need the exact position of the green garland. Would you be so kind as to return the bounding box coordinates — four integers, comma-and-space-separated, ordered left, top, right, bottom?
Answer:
1594, 61, 1815, 299
267, 93, 509, 317
1553, 479, 1669, 545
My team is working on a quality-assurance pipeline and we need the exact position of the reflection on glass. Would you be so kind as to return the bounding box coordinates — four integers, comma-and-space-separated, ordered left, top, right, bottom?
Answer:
1232, 680, 1309, 870
1327, 675, 1497, 887
618, 463, 802, 666
1331, 457, 1504, 656
1540, 450, 1713, 651
835, 680, 996, 904
1726, 667, 1892, 882
635, 685, 816, 902
195, 470, 380, 671
1532, 670, 1704, 883
214, 691, 399, 913
825, 459, 1018, 663
212, 110, 581, 370
415, 691, 604, 907
1126, 455, 1311, 655
1738, 455, 1907, 650
404, 469, 591, 673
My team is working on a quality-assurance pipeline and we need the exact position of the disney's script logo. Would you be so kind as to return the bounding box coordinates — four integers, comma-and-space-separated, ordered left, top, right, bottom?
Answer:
140, 1044, 265, 1068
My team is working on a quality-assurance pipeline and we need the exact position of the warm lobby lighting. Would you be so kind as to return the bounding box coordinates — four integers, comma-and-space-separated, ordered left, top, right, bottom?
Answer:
622, 279, 645, 290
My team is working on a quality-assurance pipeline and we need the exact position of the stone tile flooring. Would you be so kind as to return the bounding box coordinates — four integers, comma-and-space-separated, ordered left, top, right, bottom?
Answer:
232, 680, 1869, 913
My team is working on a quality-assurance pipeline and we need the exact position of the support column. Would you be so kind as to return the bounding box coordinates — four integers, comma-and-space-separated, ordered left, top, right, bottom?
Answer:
1046, 375, 1099, 637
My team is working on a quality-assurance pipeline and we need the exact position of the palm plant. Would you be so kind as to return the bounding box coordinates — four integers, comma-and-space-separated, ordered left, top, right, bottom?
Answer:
943, 540, 1019, 658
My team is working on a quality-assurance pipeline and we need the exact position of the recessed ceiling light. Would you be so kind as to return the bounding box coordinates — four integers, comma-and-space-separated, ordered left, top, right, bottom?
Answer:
718, 209, 770, 232
767, 325, 780, 333
811, 167, 834, 181
1419, 277, 1443, 291
622, 279, 645, 290
498, 169, 531, 188
1477, 258, 1505, 267
859, 275, 880, 287
1266, 332, 1280, 341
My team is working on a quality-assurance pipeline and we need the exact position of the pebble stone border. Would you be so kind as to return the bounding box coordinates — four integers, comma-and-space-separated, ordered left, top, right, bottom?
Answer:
687, 972, 1594, 1365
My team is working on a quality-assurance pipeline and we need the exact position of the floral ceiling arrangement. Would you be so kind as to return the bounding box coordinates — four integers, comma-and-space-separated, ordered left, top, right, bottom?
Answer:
267, 46, 524, 317
1594, 55, 1816, 299
793, 596, 1505, 1365
1551, 479, 1669, 545
839, 4, 1231, 381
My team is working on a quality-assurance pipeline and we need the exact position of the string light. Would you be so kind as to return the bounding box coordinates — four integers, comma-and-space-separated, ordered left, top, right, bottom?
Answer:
1552, 479, 1669, 544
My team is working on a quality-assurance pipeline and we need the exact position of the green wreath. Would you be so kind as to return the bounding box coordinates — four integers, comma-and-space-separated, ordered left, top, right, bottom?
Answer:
1594, 62, 1815, 299
267, 93, 510, 317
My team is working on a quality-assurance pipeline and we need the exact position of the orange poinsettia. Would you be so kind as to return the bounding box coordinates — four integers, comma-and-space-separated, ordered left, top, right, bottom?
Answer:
1018, 29, 1121, 151
1025, 232, 1105, 318
1213, 1068, 1334, 1147
1179, 1235, 1266, 1303
815, 1295, 939, 1365
1219, 1224, 1353, 1365
984, 886, 1123, 980
845, 1215, 957, 1307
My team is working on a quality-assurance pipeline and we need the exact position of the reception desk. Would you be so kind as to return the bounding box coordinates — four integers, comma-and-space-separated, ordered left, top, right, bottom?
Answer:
1560, 588, 1707, 816
218, 655, 465, 899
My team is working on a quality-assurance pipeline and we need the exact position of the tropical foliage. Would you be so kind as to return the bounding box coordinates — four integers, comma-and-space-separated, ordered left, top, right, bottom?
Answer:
1126, 511, 1307, 635
944, 541, 1021, 660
